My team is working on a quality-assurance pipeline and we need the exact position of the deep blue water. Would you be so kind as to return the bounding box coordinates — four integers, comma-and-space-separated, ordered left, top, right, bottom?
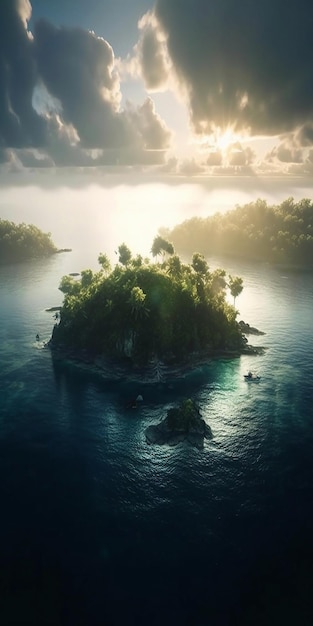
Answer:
1, 250, 313, 626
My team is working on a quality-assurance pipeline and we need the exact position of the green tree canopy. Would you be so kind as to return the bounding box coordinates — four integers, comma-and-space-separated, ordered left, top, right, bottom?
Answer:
228, 276, 244, 305
163, 198, 313, 267
118, 243, 132, 266
98, 253, 111, 274
191, 253, 209, 276
52, 240, 246, 366
0, 219, 57, 264
151, 235, 174, 258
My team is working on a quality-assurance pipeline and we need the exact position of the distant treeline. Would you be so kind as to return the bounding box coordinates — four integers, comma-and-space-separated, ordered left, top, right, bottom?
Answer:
161, 198, 313, 267
0, 219, 57, 264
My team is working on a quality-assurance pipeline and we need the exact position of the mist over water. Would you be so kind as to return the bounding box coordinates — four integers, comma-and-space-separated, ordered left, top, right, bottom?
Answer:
1, 185, 313, 625
1, 179, 313, 265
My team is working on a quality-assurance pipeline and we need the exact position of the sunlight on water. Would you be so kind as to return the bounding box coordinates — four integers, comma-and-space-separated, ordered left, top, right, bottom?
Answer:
1, 195, 313, 624
2, 181, 312, 265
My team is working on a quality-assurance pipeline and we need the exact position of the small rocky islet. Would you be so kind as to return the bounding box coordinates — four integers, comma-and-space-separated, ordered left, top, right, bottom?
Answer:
145, 398, 213, 449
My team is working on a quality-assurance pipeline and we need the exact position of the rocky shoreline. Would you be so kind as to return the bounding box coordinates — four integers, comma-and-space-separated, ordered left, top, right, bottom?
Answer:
238, 320, 265, 335
48, 325, 266, 385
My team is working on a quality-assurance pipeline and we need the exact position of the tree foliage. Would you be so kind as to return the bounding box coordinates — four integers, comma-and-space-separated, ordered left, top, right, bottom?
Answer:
162, 198, 313, 267
52, 243, 246, 365
0, 219, 57, 264
151, 235, 175, 258
117, 243, 132, 266
98, 253, 111, 274
228, 276, 243, 305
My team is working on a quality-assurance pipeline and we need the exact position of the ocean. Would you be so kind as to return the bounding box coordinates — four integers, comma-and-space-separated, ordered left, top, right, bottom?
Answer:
1, 192, 313, 625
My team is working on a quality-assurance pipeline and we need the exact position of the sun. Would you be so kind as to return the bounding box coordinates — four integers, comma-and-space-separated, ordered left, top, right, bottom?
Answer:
212, 125, 244, 152
197, 124, 247, 155
215, 127, 238, 151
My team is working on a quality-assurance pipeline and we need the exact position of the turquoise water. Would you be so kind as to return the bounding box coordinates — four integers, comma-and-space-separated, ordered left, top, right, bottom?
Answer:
1, 230, 313, 624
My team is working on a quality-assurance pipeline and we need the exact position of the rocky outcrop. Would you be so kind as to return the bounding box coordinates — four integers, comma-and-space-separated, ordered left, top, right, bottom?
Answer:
145, 399, 213, 449
239, 320, 265, 335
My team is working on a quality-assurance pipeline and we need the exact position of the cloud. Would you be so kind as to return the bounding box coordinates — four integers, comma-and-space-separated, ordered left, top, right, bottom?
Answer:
285, 149, 313, 176
153, 0, 313, 138
295, 123, 313, 147
17, 0, 32, 31
34, 21, 171, 159
0, 0, 47, 148
178, 158, 205, 176
125, 97, 171, 149
134, 12, 170, 91
265, 129, 309, 165
268, 143, 304, 164
0, 2, 172, 169
206, 151, 223, 167
0, 148, 13, 164
227, 143, 255, 167
158, 156, 178, 173
34, 20, 123, 148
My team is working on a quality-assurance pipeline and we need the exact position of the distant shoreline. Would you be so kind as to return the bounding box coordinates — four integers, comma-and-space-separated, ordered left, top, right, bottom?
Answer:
182, 253, 313, 273
0, 248, 72, 266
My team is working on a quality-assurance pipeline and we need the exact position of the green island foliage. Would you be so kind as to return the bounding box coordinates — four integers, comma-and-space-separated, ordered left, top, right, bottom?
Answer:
52, 241, 245, 365
166, 399, 203, 431
0, 219, 57, 264
160, 198, 313, 267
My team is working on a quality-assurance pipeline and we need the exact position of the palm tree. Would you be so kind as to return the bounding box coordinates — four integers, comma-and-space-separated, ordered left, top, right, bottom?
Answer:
118, 243, 132, 266
228, 275, 243, 306
151, 236, 174, 260
191, 253, 209, 277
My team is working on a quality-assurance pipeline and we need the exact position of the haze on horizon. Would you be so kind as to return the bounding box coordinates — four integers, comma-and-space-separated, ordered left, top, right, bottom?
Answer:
2, 178, 313, 265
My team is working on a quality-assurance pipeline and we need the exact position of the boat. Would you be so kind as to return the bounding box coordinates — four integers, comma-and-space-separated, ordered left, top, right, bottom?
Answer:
244, 371, 261, 382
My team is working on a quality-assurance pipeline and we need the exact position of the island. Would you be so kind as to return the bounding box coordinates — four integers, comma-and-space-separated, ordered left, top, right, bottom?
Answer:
0, 219, 63, 264
160, 198, 313, 268
145, 399, 213, 448
49, 239, 264, 377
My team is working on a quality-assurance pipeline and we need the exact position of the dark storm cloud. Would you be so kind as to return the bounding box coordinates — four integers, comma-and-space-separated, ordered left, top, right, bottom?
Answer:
34, 20, 171, 158
0, 0, 46, 148
34, 19, 123, 148
154, 0, 313, 137
0, 3, 171, 168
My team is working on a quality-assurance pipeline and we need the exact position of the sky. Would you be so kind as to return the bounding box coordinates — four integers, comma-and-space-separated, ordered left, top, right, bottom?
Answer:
1, 0, 313, 183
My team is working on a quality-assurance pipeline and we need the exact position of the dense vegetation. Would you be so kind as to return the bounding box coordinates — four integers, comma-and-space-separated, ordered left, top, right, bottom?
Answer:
145, 398, 213, 448
0, 219, 57, 264
161, 198, 313, 267
51, 242, 245, 365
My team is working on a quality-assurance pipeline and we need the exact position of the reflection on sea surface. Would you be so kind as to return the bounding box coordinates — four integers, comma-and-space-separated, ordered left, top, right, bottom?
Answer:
0, 223, 313, 624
